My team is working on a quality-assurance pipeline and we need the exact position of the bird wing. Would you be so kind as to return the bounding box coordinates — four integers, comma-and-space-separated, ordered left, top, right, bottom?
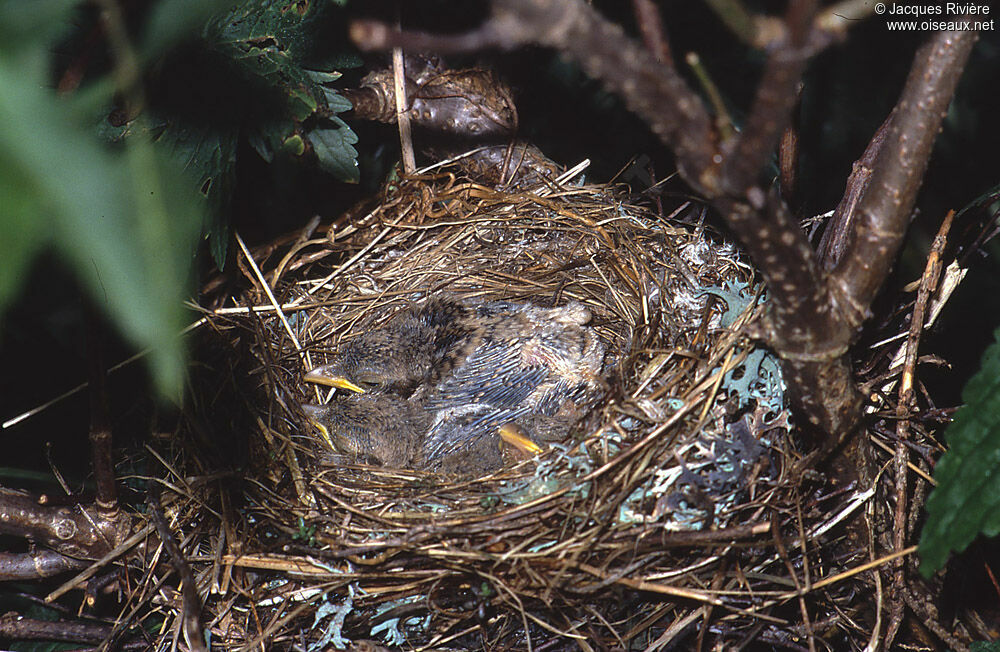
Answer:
421, 403, 532, 464
422, 338, 550, 411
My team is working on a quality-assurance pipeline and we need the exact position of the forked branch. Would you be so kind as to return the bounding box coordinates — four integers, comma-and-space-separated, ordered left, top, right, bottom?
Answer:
351, 0, 977, 443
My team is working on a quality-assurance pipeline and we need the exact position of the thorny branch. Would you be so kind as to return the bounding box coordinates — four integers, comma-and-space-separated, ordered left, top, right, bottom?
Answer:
351, 0, 977, 445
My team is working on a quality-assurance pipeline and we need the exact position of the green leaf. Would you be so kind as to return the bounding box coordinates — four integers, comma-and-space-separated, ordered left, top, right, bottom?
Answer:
919, 323, 1000, 576
204, 0, 360, 180
971, 643, 1000, 652
0, 56, 202, 398
0, 148, 47, 314
307, 114, 359, 182
324, 89, 353, 113
0, 0, 77, 52
155, 120, 238, 269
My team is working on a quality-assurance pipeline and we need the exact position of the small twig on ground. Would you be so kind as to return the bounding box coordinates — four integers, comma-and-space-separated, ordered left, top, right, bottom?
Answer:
884, 209, 955, 648
149, 486, 208, 652
86, 305, 118, 517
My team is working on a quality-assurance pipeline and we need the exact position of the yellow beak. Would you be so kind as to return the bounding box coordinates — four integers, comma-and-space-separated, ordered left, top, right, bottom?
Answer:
303, 367, 366, 393
499, 423, 543, 456
301, 404, 336, 448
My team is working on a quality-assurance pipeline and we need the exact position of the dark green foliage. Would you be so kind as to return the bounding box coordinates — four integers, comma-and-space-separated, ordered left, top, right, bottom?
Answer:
128, 0, 361, 266
919, 323, 1000, 576
0, 0, 362, 397
919, 185, 1000, 577
971, 642, 1000, 652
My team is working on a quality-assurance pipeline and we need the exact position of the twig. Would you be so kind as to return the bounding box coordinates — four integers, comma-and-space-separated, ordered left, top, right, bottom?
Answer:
86, 306, 118, 517
0, 612, 113, 645
45, 523, 154, 602
720, 0, 816, 195
352, 0, 718, 189
884, 209, 955, 649
0, 550, 89, 581
149, 487, 208, 652
817, 113, 893, 270
393, 46, 416, 173
804, 545, 917, 593
684, 52, 736, 141
574, 562, 787, 624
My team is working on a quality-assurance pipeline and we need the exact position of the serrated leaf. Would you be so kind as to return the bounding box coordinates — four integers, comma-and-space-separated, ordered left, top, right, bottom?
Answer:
203, 0, 359, 179
325, 90, 352, 114
157, 120, 238, 269
919, 324, 1000, 576
307, 115, 359, 182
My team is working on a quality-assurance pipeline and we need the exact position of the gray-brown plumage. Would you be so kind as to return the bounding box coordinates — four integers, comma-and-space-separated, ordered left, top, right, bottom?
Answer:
301, 394, 429, 468
305, 298, 481, 395
303, 298, 607, 474
417, 301, 606, 468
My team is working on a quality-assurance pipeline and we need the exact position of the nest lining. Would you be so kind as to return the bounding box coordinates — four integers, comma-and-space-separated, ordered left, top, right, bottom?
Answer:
159, 171, 833, 649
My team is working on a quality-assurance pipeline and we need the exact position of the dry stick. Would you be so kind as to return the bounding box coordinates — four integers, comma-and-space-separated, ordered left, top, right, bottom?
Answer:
46, 524, 155, 602
0, 613, 113, 645
149, 489, 208, 652
235, 233, 305, 357
883, 209, 955, 650
85, 305, 120, 521
685, 52, 737, 142
393, 46, 417, 173
903, 586, 969, 652
0, 550, 89, 581
352, 0, 718, 190
770, 513, 816, 652
778, 121, 799, 208
574, 562, 785, 624
720, 0, 816, 196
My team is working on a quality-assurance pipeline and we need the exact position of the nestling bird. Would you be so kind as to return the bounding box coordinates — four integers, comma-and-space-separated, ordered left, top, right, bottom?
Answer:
304, 297, 482, 395
300, 393, 429, 468
303, 297, 607, 474
300, 395, 543, 473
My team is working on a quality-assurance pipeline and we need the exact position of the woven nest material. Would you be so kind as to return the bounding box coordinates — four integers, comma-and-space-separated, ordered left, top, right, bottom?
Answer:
168, 168, 827, 649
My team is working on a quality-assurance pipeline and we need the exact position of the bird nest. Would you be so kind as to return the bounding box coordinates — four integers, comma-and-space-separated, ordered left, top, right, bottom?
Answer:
161, 164, 850, 649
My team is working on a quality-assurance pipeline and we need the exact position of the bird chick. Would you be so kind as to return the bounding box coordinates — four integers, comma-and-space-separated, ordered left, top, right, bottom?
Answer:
301, 393, 429, 468
418, 301, 606, 420
302, 394, 539, 474
303, 297, 607, 474
418, 405, 544, 475
304, 298, 481, 395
